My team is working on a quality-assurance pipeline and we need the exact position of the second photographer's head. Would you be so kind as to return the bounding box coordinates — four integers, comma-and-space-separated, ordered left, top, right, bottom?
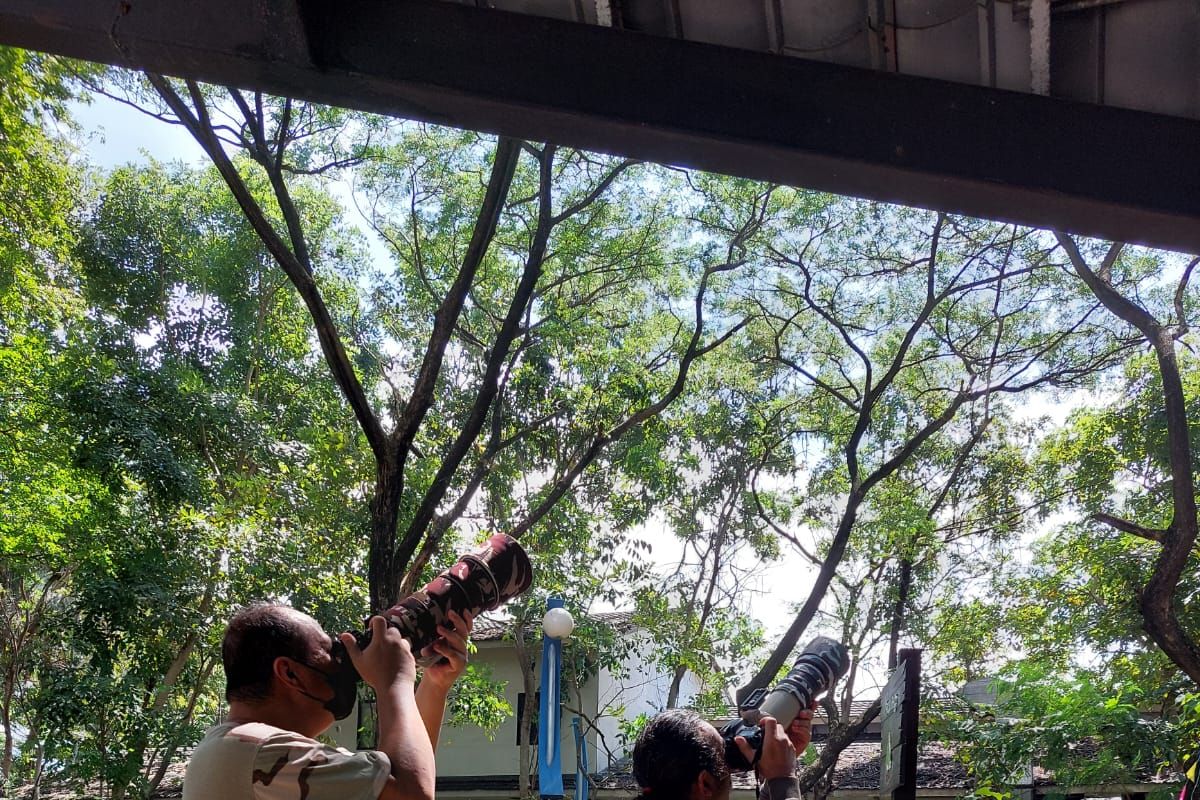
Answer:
632, 706, 815, 800
632, 709, 731, 800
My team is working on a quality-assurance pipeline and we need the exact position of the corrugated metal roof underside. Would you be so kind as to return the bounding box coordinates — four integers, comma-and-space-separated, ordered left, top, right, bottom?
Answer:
439, 0, 1200, 120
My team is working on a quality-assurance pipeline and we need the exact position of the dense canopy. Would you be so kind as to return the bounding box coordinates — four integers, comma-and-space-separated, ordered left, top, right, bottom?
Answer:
1, 48, 1197, 800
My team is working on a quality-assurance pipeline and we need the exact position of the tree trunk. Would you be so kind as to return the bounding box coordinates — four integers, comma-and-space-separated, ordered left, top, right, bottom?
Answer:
514, 620, 537, 798
797, 697, 880, 792
369, 456, 404, 611
2, 678, 12, 782
666, 665, 688, 709
1138, 332, 1200, 683
146, 656, 217, 795
887, 558, 913, 670
109, 567, 220, 800
738, 491, 862, 702
31, 731, 45, 800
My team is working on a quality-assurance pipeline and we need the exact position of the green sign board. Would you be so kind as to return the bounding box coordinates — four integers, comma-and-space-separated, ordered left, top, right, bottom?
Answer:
880, 650, 920, 800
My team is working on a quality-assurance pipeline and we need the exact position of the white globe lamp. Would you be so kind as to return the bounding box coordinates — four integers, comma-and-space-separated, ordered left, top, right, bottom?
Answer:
542, 606, 575, 640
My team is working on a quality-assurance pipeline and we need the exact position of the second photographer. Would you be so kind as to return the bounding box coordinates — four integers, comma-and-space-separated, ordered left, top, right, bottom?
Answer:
632, 706, 816, 800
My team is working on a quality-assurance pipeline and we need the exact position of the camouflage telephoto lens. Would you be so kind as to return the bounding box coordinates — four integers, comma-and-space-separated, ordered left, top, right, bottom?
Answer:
382, 533, 533, 664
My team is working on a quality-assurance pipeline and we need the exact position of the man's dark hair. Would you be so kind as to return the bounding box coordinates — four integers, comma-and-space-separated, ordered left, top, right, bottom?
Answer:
632, 709, 728, 800
222, 603, 311, 702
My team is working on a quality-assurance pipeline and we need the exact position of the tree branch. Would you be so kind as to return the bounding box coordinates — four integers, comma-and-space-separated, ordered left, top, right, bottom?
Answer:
145, 73, 389, 458
394, 144, 554, 587
1055, 234, 1151, 335
1092, 512, 1167, 543
506, 258, 746, 539
550, 159, 637, 225
797, 698, 881, 792
391, 138, 522, 460
1173, 256, 1200, 339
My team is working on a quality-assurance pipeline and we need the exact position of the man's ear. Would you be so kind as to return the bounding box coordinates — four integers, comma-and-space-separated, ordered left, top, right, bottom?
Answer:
695, 770, 721, 800
274, 656, 301, 689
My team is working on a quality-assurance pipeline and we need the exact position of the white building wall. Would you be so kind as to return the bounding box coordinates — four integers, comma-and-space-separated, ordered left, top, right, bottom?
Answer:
595, 635, 701, 769
325, 711, 359, 750
435, 639, 601, 777
326, 628, 693, 777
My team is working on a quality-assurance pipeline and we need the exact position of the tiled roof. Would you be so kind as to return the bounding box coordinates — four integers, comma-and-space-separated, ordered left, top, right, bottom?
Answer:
136, 731, 1178, 800
1028, 738, 1177, 787
828, 740, 968, 791
473, 611, 635, 642
593, 739, 968, 792
469, 615, 511, 641
595, 736, 1179, 793
712, 700, 881, 727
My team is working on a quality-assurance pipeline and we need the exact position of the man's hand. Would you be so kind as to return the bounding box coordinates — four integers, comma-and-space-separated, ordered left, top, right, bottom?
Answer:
785, 702, 817, 754
414, 610, 474, 751
340, 615, 417, 692
734, 716, 796, 781
419, 610, 474, 693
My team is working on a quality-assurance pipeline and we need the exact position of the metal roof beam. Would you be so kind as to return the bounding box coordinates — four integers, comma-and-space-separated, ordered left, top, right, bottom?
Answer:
1, 0, 1198, 253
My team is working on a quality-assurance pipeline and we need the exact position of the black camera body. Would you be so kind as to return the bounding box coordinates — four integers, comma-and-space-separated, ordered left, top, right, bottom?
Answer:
720, 636, 849, 771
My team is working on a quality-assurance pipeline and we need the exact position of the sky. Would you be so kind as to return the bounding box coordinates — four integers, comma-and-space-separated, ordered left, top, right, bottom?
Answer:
69, 95, 205, 167
67, 93, 395, 266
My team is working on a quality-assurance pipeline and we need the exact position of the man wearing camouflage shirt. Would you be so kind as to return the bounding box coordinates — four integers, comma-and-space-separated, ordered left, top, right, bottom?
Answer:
184, 604, 472, 800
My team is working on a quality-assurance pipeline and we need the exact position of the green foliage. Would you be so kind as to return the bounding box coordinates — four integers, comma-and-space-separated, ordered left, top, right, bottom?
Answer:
0, 47, 81, 331
988, 305, 1200, 676
1, 118, 376, 793
1036, 347, 1200, 524
616, 711, 651, 751
0, 46, 102, 792
911, 250, 1200, 797
929, 663, 1183, 799
445, 660, 513, 738
633, 586, 763, 712
2, 47, 1196, 800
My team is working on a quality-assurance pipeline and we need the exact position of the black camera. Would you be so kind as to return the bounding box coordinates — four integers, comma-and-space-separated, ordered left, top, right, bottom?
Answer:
720, 636, 849, 771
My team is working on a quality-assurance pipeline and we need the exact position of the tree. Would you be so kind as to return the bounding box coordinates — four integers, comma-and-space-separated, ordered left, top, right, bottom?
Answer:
927, 662, 1178, 798
0, 46, 93, 786
947, 250, 1200, 786
62, 160, 377, 799
707, 205, 1132, 788
93, 72, 752, 613
1054, 234, 1200, 685
1007, 345, 1200, 683
0, 152, 379, 797
744, 207, 1128, 681
4, 53, 1186, 799
631, 357, 779, 712
912, 239, 1200, 791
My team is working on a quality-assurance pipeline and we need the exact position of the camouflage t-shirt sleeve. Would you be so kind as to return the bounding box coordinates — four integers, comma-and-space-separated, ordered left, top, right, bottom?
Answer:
251, 732, 391, 800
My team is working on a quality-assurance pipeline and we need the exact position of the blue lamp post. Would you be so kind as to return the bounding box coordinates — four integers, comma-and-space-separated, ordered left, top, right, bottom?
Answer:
538, 598, 575, 800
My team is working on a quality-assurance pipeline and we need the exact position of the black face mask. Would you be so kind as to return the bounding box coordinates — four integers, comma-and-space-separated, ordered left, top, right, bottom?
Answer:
295, 641, 360, 721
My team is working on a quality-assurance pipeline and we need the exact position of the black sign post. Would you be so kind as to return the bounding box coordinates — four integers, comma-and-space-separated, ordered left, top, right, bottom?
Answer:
880, 649, 921, 800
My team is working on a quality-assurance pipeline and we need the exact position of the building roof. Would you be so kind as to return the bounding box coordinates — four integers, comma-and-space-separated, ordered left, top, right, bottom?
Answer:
592, 739, 969, 793
473, 611, 635, 642
134, 721, 1179, 800
713, 700, 882, 727
593, 724, 1178, 794
6, 0, 1200, 253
